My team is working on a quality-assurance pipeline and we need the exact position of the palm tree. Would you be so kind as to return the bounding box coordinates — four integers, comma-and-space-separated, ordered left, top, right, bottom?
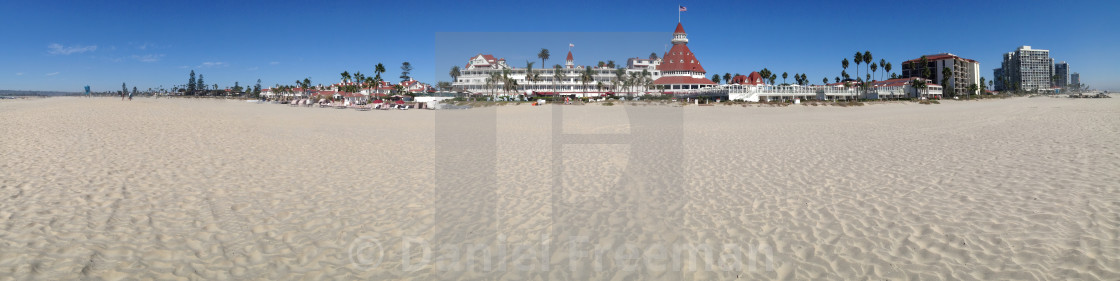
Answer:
878, 59, 886, 81
911, 78, 926, 99
373, 75, 384, 99
553, 65, 564, 94
538, 48, 550, 68
942, 67, 952, 97
302, 77, 311, 98
919, 56, 930, 81
884, 62, 892, 80
503, 68, 519, 95
341, 71, 351, 84
374, 63, 386, 82
979, 77, 987, 96
501, 68, 513, 94
823, 77, 829, 85
863, 51, 872, 81
711, 74, 721, 84
649, 52, 658, 60
631, 71, 640, 94
607, 60, 616, 68
800, 74, 807, 85
769, 74, 777, 85
968, 83, 978, 99
835, 77, 840, 83
853, 52, 862, 81
581, 67, 593, 97
487, 71, 501, 98
449, 66, 461, 83
393, 84, 406, 97
614, 68, 626, 92
870, 63, 878, 82
841, 59, 849, 80
364, 77, 377, 99
782, 72, 788, 84
524, 61, 536, 91
640, 69, 652, 94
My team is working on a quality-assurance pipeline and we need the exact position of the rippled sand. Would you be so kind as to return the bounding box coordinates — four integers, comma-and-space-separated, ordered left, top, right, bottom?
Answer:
0, 97, 1117, 280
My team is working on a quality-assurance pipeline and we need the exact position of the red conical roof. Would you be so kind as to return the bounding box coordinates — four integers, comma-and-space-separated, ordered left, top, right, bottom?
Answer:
674, 22, 686, 34
657, 44, 705, 73
566, 51, 573, 61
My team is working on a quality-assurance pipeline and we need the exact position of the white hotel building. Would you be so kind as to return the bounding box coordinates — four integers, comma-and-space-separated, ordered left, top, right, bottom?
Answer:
452, 22, 716, 97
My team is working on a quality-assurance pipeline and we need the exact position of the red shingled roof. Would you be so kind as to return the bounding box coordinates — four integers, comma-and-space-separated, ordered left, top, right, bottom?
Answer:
674, 22, 686, 33
657, 44, 706, 73
466, 54, 502, 68
652, 76, 716, 85
730, 72, 765, 85
566, 51, 573, 61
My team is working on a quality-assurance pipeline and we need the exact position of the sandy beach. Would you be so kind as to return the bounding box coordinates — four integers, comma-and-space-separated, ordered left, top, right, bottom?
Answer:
1, 97, 1117, 280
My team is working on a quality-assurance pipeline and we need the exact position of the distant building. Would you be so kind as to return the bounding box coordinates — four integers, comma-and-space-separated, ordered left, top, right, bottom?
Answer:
1054, 61, 1069, 88
998, 46, 1054, 92
651, 22, 717, 90
451, 21, 718, 97
452, 51, 623, 97
900, 53, 980, 96
625, 57, 661, 74
1070, 72, 1080, 88
399, 78, 433, 94
993, 68, 1004, 91
729, 72, 765, 85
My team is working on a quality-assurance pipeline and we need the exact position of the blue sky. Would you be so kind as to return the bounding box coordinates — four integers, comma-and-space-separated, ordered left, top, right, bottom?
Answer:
2, 0, 1118, 92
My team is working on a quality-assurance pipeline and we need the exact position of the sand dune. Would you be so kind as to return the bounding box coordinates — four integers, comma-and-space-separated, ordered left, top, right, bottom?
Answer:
0, 97, 1117, 280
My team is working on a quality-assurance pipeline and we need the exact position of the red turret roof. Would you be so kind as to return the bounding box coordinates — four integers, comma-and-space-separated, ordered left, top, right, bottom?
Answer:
674, 22, 686, 34
657, 44, 706, 73
566, 51, 573, 61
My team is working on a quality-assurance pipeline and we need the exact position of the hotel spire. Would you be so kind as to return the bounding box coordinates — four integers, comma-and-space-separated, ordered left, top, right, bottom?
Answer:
671, 22, 688, 45
565, 51, 574, 68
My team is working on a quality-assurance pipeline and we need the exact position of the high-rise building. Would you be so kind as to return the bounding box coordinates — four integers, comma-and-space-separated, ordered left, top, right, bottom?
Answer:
993, 68, 1004, 91
998, 46, 1054, 92
1054, 61, 1069, 88
900, 53, 981, 96
1070, 72, 1080, 88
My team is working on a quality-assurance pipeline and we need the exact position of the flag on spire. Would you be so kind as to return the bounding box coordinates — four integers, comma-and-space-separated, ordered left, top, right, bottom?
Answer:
678, 5, 687, 12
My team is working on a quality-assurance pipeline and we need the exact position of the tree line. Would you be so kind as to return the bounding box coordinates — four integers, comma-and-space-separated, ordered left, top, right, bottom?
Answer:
175, 70, 262, 97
